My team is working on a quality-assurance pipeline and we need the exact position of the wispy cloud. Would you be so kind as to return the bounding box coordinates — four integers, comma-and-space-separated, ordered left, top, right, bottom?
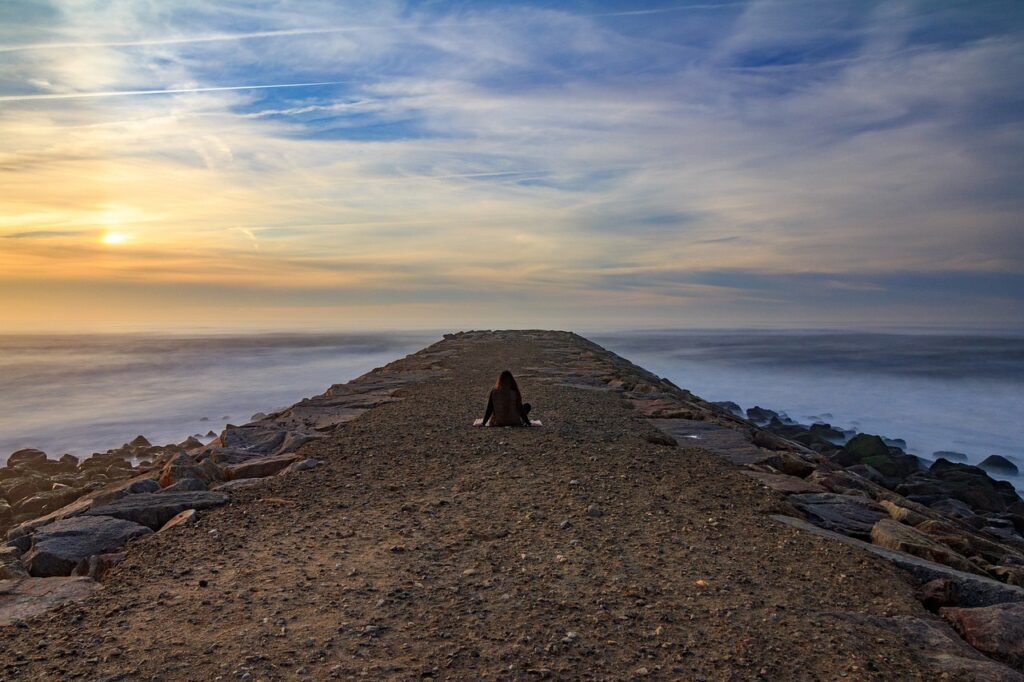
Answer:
0, 80, 347, 102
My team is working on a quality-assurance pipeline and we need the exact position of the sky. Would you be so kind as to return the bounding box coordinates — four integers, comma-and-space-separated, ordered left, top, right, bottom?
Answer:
1, 0, 1023, 332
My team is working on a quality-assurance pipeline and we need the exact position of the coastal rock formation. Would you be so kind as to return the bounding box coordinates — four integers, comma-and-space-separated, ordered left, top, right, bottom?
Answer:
942, 603, 1024, 671
85, 491, 228, 530
787, 492, 888, 538
23, 516, 151, 577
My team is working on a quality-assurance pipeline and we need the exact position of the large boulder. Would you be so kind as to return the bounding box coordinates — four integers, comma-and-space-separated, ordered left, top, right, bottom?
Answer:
86, 491, 228, 530
0, 576, 101, 626
831, 434, 919, 480
870, 519, 977, 573
89, 476, 160, 508
980, 455, 1020, 476
12, 487, 84, 519
23, 515, 152, 577
0, 547, 27, 579
929, 459, 1021, 513
5, 449, 47, 468
0, 475, 50, 505
158, 452, 224, 489
941, 602, 1024, 672
224, 453, 302, 480
788, 492, 888, 539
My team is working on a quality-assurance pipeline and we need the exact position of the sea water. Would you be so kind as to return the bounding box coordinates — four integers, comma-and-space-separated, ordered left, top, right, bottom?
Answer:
0, 332, 436, 462
593, 330, 1024, 492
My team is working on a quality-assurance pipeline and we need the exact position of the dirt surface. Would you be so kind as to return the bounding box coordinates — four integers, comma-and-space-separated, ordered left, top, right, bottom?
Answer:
0, 331, 972, 680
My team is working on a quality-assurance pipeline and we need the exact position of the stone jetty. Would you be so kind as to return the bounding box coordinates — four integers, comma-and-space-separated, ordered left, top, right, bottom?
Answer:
2, 330, 1023, 680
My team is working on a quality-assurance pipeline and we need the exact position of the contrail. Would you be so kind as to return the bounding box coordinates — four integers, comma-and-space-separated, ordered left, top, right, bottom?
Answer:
0, 4, 746, 54
0, 81, 348, 103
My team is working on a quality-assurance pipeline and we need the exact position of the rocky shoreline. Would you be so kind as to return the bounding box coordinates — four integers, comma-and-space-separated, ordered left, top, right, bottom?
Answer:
2, 330, 1024, 678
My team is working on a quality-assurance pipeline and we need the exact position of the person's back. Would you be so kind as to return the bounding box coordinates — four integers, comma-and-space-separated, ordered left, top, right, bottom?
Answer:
488, 386, 524, 427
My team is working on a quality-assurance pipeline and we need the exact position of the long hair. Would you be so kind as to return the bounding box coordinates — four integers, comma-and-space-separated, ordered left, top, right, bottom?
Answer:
495, 370, 520, 395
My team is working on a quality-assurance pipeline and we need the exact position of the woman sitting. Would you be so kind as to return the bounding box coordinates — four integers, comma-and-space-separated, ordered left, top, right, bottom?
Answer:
482, 370, 532, 426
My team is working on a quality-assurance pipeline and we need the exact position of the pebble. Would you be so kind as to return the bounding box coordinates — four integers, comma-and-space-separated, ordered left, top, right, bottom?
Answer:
587, 503, 603, 518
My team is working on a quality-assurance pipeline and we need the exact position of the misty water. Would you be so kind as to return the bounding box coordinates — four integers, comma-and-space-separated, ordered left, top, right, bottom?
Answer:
0, 332, 437, 462
1, 330, 1022, 492
594, 330, 1024, 492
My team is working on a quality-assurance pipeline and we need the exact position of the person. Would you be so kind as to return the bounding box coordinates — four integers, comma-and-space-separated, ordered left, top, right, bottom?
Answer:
482, 370, 532, 426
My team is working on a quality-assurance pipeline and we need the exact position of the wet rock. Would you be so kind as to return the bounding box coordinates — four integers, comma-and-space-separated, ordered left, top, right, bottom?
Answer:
1, 475, 50, 505
179, 436, 204, 450
930, 497, 979, 520
86, 491, 228, 530
788, 492, 888, 539
745, 406, 779, 424
24, 515, 152, 577
161, 477, 208, 493
12, 487, 84, 519
981, 455, 1020, 476
225, 453, 302, 480
0, 576, 101, 626
742, 471, 826, 494
871, 519, 976, 573
879, 499, 929, 526
711, 401, 742, 416
993, 566, 1024, 587
941, 602, 1024, 672
129, 435, 151, 448
935, 450, 969, 462
757, 451, 815, 478
0, 499, 11, 528
918, 578, 959, 612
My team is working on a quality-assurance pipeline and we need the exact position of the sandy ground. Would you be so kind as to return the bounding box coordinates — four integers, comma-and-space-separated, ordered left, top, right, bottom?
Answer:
0, 332, 957, 680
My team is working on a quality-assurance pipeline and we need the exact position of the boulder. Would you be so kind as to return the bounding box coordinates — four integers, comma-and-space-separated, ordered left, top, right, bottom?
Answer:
742, 471, 826, 494
0, 577, 101, 626
161, 477, 208, 492
0, 499, 11, 527
6, 449, 47, 468
58, 454, 79, 470
788, 493, 888, 539
832, 434, 919, 480
870, 519, 976, 573
1, 475, 50, 505
981, 455, 1020, 476
280, 458, 320, 475
929, 459, 1021, 513
941, 602, 1024, 671
90, 476, 161, 508
934, 450, 969, 462
0, 546, 28, 579
993, 566, 1024, 587
23, 515, 152, 577
745, 406, 779, 424
85, 491, 228, 530
931, 498, 979, 520
225, 453, 302, 480
879, 499, 929, 526
918, 578, 959, 612
12, 487, 84, 519
158, 452, 224, 489
129, 435, 151, 448
757, 451, 816, 478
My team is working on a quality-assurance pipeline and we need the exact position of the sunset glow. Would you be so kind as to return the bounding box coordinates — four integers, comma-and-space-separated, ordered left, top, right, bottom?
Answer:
1, 1, 1022, 331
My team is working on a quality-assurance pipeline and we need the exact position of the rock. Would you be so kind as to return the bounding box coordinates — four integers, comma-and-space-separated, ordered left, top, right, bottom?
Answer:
179, 436, 204, 450
930, 459, 1021, 513
224, 453, 302, 480
24, 515, 152, 577
161, 477, 208, 492
993, 566, 1024, 587
824, 611, 1024, 681
832, 434, 919, 480
280, 458, 320, 475
931, 497, 979, 520
742, 471, 826, 494
935, 450, 969, 462
0, 547, 28, 579
58, 454, 79, 470
0, 577, 101, 626
5, 449, 47, 468
941, 602, 1024, 672
158, 452, 224, 489
918, 578, 959, 611
159, 509, 197, 532
90, 476, 161, 508
1, 475, 50, 505
129, 435, 151, 448
788, 493, 888, 539
981, 455, 1020, 476
211, 478, 265, 491
12, 487, 84, 519
0, 499, 11, 527
757, 451, 815, 478
711, 401, 742, 416
586, 503, 603, 518
870, 519, 976, 573
879, 499, 929, 526
86, 491, 228, 530
745, 406, 779, 424
808, 422, 846, 443
71, 552, 125, 581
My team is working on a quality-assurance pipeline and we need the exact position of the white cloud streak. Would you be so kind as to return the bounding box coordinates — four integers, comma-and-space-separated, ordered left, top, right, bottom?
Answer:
0, 81, 348, 102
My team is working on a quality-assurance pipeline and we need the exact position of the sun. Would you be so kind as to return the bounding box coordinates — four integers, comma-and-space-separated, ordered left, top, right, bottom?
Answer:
100, 231, 130, 246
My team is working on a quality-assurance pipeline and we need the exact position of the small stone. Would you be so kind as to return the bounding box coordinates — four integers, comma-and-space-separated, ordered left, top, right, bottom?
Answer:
586, 503, 603, 518
559, 520, 572, 530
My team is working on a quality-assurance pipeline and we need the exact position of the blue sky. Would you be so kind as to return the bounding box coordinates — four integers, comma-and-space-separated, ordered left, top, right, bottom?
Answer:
1, 1, 1022, 330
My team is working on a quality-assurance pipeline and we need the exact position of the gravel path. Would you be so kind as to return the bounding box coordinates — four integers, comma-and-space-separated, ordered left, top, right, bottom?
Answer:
0, 332, 966, 680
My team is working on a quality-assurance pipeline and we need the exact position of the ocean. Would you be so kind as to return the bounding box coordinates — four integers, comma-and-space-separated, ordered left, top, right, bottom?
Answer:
0, 332, 437, 462
593, 330, 1024, 491
2, 329, 1022, 492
